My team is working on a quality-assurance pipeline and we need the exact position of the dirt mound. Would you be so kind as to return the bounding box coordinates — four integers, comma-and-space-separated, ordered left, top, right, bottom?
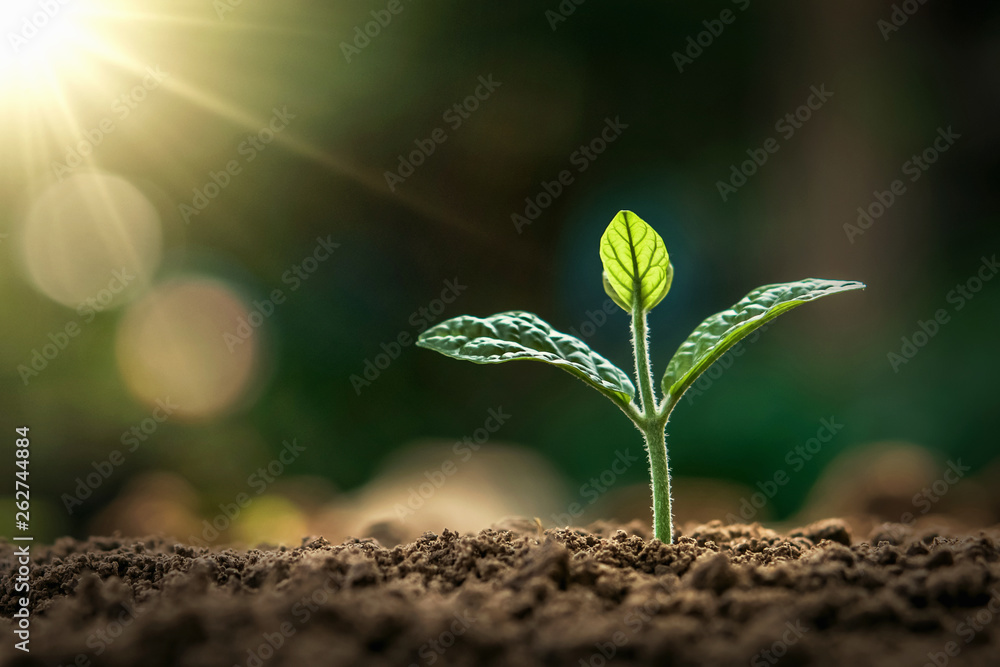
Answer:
2, 519, 1000, 666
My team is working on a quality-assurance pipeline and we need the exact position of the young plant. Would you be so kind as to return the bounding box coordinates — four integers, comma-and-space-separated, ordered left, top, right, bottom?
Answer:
416, 210, 864, 543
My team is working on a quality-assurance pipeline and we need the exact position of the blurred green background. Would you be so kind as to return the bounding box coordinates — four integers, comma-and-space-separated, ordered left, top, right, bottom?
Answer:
1, 0, 998, 545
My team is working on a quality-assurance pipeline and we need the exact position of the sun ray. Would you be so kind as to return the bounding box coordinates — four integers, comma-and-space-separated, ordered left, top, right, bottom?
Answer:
0, 0, 531, 257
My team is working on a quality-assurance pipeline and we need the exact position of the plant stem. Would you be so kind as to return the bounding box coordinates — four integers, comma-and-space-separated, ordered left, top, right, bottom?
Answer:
630, 307, 655, 418
643, 422, 672, 543
630, 306, 673, 543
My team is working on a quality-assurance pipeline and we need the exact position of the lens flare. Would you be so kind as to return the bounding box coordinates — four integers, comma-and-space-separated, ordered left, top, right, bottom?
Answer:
19, 172, 161, 309
115, 276, 262, 420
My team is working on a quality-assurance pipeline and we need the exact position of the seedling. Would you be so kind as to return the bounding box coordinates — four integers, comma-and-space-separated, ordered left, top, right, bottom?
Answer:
417, 211, 864, 543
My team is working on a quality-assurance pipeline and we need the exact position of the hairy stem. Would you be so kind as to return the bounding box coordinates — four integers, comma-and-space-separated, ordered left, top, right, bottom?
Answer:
630, 307, 656, 418
643, 421, 672, 543
631, 306, 673, 543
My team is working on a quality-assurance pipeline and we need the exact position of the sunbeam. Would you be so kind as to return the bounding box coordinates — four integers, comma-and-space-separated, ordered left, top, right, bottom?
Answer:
0, 0, 522, 257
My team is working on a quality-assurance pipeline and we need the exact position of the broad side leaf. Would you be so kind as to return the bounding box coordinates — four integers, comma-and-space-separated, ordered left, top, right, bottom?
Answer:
416, 311, 635, 406
661, 279, 865, 404
600, 211, 673, 313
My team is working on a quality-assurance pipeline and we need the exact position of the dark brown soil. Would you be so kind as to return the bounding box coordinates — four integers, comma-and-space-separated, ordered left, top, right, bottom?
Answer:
3, 519, 1000, 667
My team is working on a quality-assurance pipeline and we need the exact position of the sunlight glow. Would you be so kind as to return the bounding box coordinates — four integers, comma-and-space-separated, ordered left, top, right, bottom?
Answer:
0, 0, 485, 244
19, 172, 162, 308
1, 0, 90, 84
115, 277, 263, 420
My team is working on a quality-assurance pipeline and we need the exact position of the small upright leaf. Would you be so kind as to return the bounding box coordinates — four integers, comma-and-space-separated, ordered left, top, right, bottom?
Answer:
661, 279, 865, 404
600, 211, 673, 313
417, 311, 635, 406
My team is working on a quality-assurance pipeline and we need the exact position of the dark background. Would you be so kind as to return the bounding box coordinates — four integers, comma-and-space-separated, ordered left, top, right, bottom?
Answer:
1, 0, 998, 544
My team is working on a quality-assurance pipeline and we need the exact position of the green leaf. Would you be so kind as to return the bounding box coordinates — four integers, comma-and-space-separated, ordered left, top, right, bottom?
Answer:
416, 311, 635, 406
600, 210, 673, 313
602, 271, 630, 311
661, 279, 865, 403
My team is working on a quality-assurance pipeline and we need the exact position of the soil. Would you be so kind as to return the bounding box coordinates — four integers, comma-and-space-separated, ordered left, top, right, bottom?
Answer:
2, 519, 1000, 667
